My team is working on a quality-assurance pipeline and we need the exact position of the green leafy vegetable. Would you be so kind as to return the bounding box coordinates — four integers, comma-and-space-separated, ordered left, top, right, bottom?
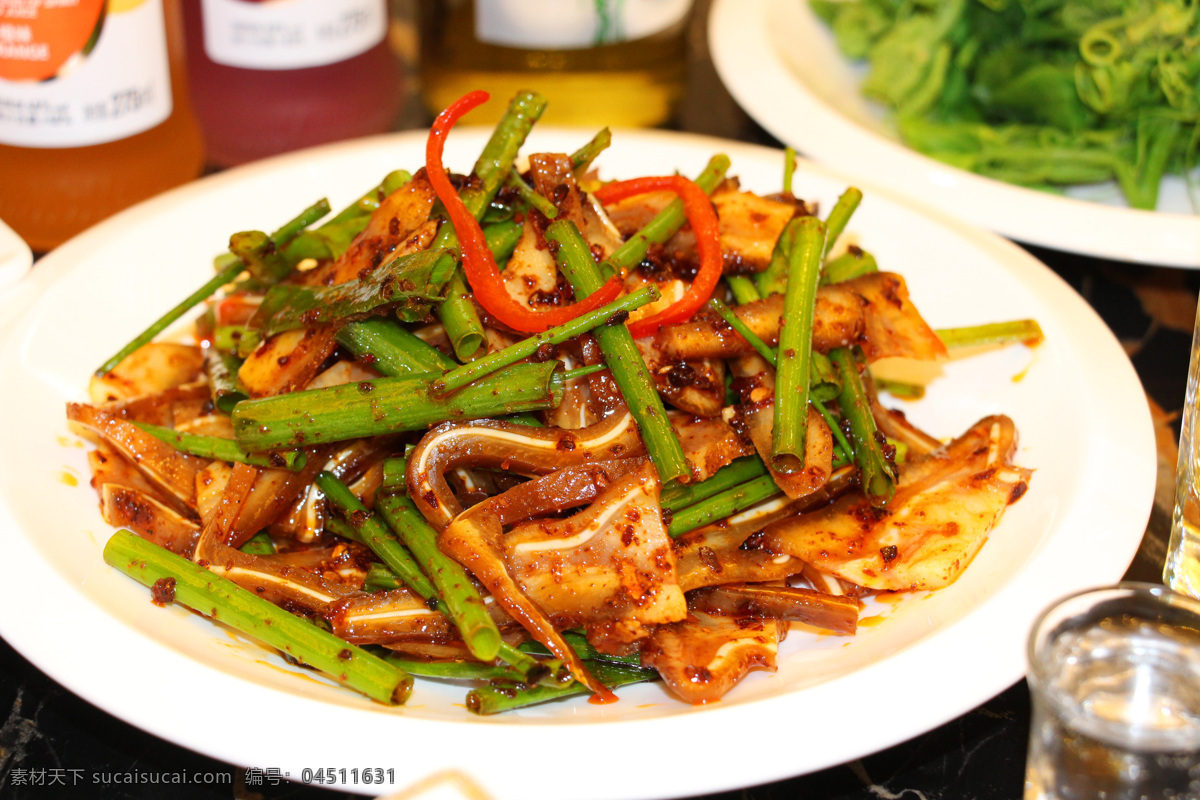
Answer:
249, 249, 446, 336
811, 0, 1200, 210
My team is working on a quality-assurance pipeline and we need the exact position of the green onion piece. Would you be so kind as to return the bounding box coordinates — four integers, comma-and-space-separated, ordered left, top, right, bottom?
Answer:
830, 347, 896, 507
466, 660, 656, 715
382, 655, 522, 682
95, 200, 330, 376
518, 630, 644, 666
377, 464, 565, 686
430, 286, 659, 397
230, 199, 332, 284
483, 219, 524, 263
229, 230, 290, 285
811, 396, 854, 466
435, 220, 525, 362
335, 318, 457, 376
263, 200, 332, 247
508, 167, 558, 218
466, 91, 548, 214
667, 475, 783, 538
104, 530, 412, 705
315, 471, 440, 607
660, 456, 769, 512
823, 187, 863, 259
875, 378, 925, 399
283, 170, 412, 263
545, 220, 692, 485
434, 92, 548, 360
231, 361, 568, 452
822, 247, 878, 284
239, 531, 276, 556
708, 296, 777, 366
499, 643, 570, 687
132, 422, 307, 472
362, 562, 402, 592
326, 516, 361, 544
725, 275, 762, 305
936, 319, 1044, 349
375, 458, 503, 663
432, 221, 525, 364
96, 263, 243, 377
809, 350, 842, 404
771, 216, 827, 473
783, 146, 797, 194
604, 155, 730, 276
755, 216, 801, 298
570, 127, 611, 174
212, 325, 260, 358
439, 270, 486, 361
204, 348, 248, 414
562, 364, 607, 380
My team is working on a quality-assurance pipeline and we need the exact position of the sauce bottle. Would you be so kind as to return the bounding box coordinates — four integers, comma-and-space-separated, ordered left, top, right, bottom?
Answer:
0, 0, 205, 253
418, 0, 693, 128
181, 0, 405, 168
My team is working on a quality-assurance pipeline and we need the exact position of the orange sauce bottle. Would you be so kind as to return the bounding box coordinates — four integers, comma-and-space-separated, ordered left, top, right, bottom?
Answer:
0, 0, 205, 253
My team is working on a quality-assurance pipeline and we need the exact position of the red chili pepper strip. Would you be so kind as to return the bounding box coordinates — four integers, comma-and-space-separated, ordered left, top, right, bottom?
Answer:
592, 175, 722, 339
425, 91, 623, 333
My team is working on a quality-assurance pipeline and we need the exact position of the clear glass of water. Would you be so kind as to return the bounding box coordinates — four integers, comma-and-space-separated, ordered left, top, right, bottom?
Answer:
1167, 295, 1200, 598
1025, 583, 1200, 800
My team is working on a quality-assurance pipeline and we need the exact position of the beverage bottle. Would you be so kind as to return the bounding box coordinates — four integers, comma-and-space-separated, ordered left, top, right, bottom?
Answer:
181, 0, 405, 168
0, 0, 206, 253
417, 0, 692, 128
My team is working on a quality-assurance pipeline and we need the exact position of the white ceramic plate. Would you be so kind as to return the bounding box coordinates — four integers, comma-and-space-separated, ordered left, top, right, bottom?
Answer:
0, 216, 31, 294
0, 128, 1154, 800
709, 0, 1200, 268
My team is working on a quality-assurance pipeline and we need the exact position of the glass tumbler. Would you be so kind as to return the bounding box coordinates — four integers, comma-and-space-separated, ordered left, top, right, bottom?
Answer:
1024, 583, 1200, 800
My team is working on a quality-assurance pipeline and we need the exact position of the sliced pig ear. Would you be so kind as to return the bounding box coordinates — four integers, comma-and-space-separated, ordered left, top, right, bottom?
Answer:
656, 272, 946, 364
236, 325, 339, 399
636, 332, 728, 418
851, 272, 948, 363
90, 342, 205, 404
504, 462, 687, 652
439, 508, 611, 700
99, 484, 200, 557
407, 409, 644, 531
762, 415, 1032, 592
689, 584, 862, 636
668, 412, 755, 483
642, 610, 779, 705
67, 402, 207, 507
331, 588, 462, 646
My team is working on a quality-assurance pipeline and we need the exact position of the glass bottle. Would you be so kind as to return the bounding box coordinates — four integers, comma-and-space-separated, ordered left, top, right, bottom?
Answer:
180, 0, 405, 168
418, 0, 692, 128
0, 0, 205, 253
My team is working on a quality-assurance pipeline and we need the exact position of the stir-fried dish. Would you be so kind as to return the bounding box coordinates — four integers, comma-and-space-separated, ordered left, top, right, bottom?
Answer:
70, 90, 1038, 712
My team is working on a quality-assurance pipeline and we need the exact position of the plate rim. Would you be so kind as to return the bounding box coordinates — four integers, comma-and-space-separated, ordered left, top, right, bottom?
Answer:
707, 0, 1200, 269
0, 127, 1156, 800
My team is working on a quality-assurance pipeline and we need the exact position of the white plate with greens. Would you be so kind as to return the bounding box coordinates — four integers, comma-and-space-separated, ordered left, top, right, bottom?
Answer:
709, 0, 1200, 268
0, 127, 1154, 799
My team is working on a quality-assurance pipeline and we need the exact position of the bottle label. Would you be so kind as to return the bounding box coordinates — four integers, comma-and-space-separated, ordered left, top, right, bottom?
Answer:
475, 0, 691, 49
200, 0, 386, 71
0, 0, 172, 148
